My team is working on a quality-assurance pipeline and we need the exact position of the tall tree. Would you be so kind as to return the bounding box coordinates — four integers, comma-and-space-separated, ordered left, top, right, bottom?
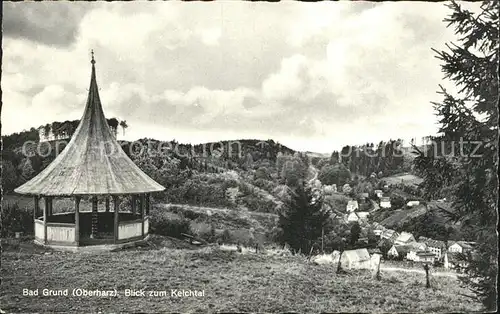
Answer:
278, 182, 331, 254
349, 222, 361, 247
414, 1, 498, 310
120, 120, 129, 136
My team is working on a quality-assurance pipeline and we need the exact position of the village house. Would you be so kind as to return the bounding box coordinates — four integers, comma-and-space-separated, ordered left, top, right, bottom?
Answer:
340, 249, 372, 269
387, 245, 412, 259
394, 232, 416, 245
346, 200, 359, 212
380, 229, 399, 242
406, 200, 420, 207
420, 237, 446, 260
448, 241, 475, 254
359, 193, 369, 203
406, 243, 428, 261
374, 190, 383, 198
373, 228, 384, 236
447, 252, 469, 271
368, 248, 382, 255
323, 184, 337, 195
356, 212, 370, 221
380, 197, 391, 209
346, 212, 359, 223
414, 251, 437, 263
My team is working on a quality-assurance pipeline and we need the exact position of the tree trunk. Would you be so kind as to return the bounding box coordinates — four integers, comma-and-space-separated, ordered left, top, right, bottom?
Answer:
337, 250, 343, 274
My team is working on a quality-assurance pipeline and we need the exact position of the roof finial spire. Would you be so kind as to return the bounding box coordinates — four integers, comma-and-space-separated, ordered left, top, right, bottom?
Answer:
91, 49, 96, 65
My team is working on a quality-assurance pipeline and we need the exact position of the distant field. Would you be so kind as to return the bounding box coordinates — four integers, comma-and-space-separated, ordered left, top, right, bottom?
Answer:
0, 237, 482, 313
383, 173, 423, 186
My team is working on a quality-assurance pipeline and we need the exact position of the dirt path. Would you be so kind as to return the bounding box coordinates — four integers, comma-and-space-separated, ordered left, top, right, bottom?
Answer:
381, 266, 458, 278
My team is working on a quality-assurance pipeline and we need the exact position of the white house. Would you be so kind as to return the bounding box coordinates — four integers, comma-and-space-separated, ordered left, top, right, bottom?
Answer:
347, 212, 359, 222
388, 245, 411, 259
414, 251, 437, 263
380, 229, 399, 241
406, 243, 428, 261
323, 184, 336, 195
448, 241, 475, 254
356, 212, 370, 221
340, 249, 372, 269
346, 200, 359, 212
394, 232, 416, 245
420, 237, 446, 260
374, 190, 383, 198
407, 200, 420, 207
380, 197, 391, 209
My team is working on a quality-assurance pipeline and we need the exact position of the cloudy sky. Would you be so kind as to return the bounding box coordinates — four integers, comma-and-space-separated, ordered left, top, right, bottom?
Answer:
2, 1, 479, 153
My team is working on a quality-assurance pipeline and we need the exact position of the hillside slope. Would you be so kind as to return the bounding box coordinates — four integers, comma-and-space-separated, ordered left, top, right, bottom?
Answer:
1, 241, 482, 313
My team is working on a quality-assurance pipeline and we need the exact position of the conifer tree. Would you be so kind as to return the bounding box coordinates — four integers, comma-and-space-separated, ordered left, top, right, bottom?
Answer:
414, 1, 498, 310
278, 182, 331, 254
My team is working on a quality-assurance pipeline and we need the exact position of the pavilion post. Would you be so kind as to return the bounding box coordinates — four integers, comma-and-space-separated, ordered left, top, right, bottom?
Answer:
43, 197, 48, 244
47, 196, 53, 218
33, 195, 39, 220
113, 196, 120, 244
91, 197, 98, 239
131, 195, 137, 215
75, 196, 81, 245
105, 197, 110, 213
140, 194, 145, 237
146, 193, 151, 216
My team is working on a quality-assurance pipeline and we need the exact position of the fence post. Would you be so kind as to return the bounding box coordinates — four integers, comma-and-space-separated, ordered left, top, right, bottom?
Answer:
424, 264, 431, 288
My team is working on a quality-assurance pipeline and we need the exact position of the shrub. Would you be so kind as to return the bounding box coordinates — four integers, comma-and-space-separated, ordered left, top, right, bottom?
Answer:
217, 229, 232, 244
266, 227, 284, 244
241, 195, 276, 213
149, 211, 191, 238
1, 202, 33, 237
198, 223, 217, 243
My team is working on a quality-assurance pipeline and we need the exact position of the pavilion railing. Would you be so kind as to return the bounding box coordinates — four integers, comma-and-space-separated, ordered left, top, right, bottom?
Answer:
46, 222, 76, 245
118, 218, 143, 240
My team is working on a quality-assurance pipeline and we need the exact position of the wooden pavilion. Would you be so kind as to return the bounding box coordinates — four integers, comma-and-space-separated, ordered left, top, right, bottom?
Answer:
14, 52, 165, 249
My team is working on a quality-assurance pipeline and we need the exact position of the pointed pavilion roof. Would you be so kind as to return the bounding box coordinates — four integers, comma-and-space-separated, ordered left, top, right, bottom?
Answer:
15, 53, 165, 196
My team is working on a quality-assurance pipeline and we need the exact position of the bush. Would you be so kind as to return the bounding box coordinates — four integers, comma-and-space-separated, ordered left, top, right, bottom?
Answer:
216, 229, 232, 244
266, 227, 284, 244
149, 211, 191, 238
241, 195, 276, 213
198, 223, 217, 243
252, 178, 278, 194
1, 202, 33, 237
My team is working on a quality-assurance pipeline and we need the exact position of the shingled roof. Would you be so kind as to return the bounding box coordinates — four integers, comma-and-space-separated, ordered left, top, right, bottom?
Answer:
14, 54, 165, 196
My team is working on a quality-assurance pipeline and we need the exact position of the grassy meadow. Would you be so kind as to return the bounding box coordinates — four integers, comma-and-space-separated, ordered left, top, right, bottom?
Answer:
0, 236, 482, 313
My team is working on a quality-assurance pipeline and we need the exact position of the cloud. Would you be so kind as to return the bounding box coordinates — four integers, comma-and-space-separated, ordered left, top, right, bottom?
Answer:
1, 1, 482, 153
2, 2, 92, 47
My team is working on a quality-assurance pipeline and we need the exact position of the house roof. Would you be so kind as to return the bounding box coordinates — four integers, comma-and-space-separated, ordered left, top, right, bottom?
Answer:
14, 55, 166, 196
357, 212, 370, 218
380, 197, 390, 202
368, 248, 382, 255
381, 229, 397, 239
391, 245, 413, 255
342, 249, 371, 262
347, 200, 359, 206
420, 237, 446, 249
395, 232, 415, 243
347, 212, 359, 220
452, 241, 475, 250
416, 251, 437, 257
